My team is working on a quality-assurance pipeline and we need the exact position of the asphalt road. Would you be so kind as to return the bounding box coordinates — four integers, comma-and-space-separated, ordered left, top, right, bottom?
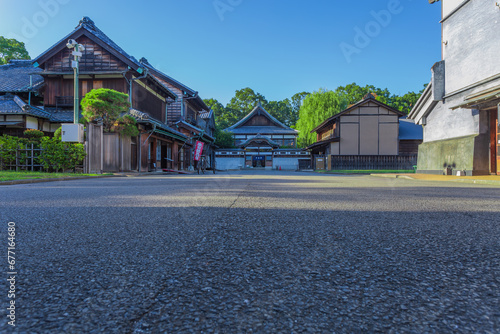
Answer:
0, 171, 499, 333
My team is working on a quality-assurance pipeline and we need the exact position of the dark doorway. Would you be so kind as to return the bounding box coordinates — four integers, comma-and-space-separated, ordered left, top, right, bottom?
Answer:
131, 137, 137, 171
490, 110, 499, 175
252, 156, 265, 168
161, 144, 167, 169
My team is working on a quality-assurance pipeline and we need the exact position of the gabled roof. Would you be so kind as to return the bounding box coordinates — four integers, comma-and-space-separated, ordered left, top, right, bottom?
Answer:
238, 134, 281, 149
0, 94, 50, 119
0, 60, 43, 93
140, 58, 195, 96
33, 17, 142, 71
225, 102, 298, 135
140, 58, 209, 111
311, 93, 404, 133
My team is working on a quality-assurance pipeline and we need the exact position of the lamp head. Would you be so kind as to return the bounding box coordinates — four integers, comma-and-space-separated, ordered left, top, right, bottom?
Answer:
66, 39, 77, 49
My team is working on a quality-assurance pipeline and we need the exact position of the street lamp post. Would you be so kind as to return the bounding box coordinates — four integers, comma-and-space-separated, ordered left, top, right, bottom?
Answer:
66, 39, 85, 124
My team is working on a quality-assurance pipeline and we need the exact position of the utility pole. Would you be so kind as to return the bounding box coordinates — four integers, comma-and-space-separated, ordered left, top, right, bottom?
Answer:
66, 39, 85, 124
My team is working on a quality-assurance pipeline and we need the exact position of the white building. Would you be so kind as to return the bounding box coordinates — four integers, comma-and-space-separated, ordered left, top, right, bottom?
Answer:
408, 0, 500, 175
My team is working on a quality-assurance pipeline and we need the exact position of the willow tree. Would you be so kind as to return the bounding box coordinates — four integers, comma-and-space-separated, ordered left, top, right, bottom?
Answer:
295, 89, 347, 148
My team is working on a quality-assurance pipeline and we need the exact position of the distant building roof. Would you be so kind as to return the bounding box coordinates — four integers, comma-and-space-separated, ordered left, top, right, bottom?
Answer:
0, 60, 43, 93
229, 126, 298, 135
238, 134, 281, 149
312, 93, 404, 133
225, 102, 298, 135
399, 118, 423, 140
0, 94, 50, 119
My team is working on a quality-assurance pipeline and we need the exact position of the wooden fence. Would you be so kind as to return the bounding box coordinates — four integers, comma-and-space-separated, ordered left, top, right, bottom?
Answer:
330, 155, 418, 170
0, 144, 84, 172
0, 144, 45, 171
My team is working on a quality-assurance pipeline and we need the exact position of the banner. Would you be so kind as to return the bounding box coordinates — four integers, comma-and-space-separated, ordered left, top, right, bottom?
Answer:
194, 141, 204, 161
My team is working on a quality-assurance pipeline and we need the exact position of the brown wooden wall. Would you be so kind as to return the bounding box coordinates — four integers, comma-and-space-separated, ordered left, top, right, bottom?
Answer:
153, 77, 183, 124
399, 140, 422, 155
44, 36, 128, 72
44, 77, 127, 106
132, 83, 166, 123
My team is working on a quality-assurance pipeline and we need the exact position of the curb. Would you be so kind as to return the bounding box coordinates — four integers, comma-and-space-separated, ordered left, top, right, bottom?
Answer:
0, 174, 123, 186
370, 173, 500, 186
370, 174, 415, 180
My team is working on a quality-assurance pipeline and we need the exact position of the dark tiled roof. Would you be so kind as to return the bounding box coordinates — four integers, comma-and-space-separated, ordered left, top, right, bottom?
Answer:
42, 108, 75, 123
34, 17, 141, 70
225, 102, 298, 134
239, 134, 281, 149
130, 108, 187, 140
0, 60, 43, 93
399, 118, 423, 140
0, 94, 50, 119
229, 126, 298, 135
140, 58, 209, 111
140, 58, 195, 95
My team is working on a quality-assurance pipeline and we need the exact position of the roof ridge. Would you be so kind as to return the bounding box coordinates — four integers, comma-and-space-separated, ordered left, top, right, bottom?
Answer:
139, 58, 196, 96
226, 102, 293, 131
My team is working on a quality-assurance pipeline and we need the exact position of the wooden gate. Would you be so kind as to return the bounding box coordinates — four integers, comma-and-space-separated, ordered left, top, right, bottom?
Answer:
86, 123, 103, 174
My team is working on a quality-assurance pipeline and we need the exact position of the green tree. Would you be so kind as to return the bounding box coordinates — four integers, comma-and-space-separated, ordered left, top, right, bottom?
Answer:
214, 127, 234, 148
81, 88, 130, 132
0, 37, 30, 65
266, 99, 293, 127
335, 83, 391, 105
226, 87, 268, 121
112, 115, 139, 137
204, 98, 232, 130
334, 82, 423, 114
295, 89, 347, 148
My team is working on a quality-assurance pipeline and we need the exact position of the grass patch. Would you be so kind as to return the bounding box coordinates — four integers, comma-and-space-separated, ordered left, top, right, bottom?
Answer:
316, 170, 415, 174
0, 170, 103, 182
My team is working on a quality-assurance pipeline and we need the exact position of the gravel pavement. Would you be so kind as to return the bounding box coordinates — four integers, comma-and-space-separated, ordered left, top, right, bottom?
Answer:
0, 171, 499, 333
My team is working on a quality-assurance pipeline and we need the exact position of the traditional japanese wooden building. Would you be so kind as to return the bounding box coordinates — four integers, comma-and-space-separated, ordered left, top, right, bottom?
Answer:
307, 94, 422, 170
140, 58, 216, 170
0, 17, 216, 173
217, 102, 309, 170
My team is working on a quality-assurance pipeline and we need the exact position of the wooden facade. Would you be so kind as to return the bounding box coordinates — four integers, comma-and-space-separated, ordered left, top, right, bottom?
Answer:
29, 16, 187, 172
308, 94, 422, 170
140, 58, 216, 171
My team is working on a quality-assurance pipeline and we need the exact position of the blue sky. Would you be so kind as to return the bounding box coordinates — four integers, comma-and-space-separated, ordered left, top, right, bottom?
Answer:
1, 0, 442, 105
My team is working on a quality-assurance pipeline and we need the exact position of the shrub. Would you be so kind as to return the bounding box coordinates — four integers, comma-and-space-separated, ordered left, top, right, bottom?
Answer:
39, 137, 86, 172
23, 129, 44, 141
